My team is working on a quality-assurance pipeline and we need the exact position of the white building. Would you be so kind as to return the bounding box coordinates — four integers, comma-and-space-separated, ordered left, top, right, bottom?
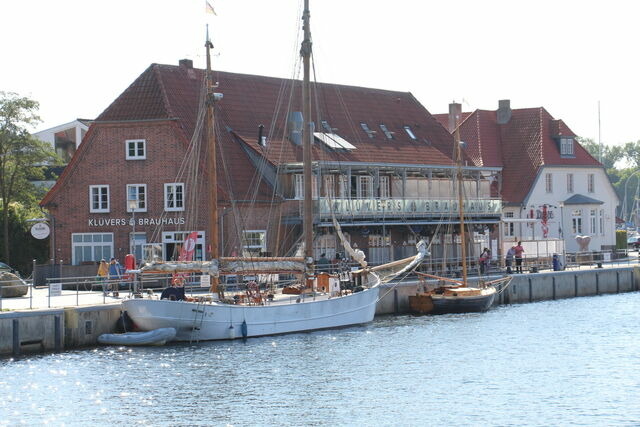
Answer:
435, 100, 619, 255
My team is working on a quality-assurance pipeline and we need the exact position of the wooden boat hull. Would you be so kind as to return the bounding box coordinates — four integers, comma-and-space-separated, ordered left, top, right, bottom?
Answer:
409, 287, 497, 315
122, 287, 380, 341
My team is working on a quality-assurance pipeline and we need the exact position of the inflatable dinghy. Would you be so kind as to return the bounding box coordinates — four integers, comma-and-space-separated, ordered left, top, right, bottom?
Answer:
97, 327, 176, 346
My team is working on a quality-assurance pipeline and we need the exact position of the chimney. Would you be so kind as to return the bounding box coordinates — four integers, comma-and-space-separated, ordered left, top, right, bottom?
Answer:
288, 111, 304, 146
448, 102, 462, 133
497, 99, 511, 124
179, 59, 193, 69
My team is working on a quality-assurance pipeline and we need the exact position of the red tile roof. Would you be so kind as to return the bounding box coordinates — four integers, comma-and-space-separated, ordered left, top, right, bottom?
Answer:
100, 63, 458, 167
436, 105, 602, 205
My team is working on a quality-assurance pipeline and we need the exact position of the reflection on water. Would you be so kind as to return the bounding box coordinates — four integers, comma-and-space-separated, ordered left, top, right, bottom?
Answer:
1, 292, 639, 426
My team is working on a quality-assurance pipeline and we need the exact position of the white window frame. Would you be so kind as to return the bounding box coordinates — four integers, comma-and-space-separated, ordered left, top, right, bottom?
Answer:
323, 175, 335, 198
338, 175, 349, 198
599, 209, 605, 235
126, 139, 146, 160
127, 184, 147, 212
72, 232, 114, 265
379, 175, 390, 199
242, 230, 266, 256
164, 183, 185, 211
545, 173, 553, 193
294, 174, 304, 199
293, 174, 318, 199
588, 174, 595, 193
357, 176, 373, 199
560, 138, 574, 156
89, 185, 110, 213
567, 173, 574, 193
503, 212, 515, 237
590, 209, 597, 234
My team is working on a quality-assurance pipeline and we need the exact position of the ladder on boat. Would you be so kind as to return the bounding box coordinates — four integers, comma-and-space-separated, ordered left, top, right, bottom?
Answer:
189, 300, 206, 343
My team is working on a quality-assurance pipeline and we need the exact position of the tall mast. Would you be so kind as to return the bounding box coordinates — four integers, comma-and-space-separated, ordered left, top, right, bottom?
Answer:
301, 0, 314, 265
205, 26, 220, 292
454, 121, 468, 286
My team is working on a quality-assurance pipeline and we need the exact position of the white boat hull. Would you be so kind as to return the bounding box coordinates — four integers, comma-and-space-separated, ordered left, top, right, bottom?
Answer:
122, 288, 380, 341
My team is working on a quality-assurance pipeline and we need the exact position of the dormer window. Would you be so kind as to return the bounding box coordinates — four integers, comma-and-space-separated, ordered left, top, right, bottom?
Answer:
321, 120, 332, 133
559, 137, 574, 157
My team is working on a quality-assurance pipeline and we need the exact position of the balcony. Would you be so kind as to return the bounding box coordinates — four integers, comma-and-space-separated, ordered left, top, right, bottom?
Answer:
315, 198, 502, 220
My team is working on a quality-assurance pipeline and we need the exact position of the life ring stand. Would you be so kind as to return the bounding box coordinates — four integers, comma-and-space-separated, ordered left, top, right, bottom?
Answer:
246, 281, 261, 303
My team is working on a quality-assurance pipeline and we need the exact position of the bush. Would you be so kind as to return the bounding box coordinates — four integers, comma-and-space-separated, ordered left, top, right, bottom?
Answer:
616, 229, 628, 249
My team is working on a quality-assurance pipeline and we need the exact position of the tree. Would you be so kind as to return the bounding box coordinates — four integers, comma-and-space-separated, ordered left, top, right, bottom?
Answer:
0, 92, 58, 264
577, 137, 623, 170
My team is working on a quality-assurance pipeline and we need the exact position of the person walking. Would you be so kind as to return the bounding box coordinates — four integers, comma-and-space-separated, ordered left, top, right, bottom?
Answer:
514, 241, 525, 273
97, 259, 109, 295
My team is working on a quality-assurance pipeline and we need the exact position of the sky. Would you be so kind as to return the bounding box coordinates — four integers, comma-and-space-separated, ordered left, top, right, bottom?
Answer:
2, 0, 639, 146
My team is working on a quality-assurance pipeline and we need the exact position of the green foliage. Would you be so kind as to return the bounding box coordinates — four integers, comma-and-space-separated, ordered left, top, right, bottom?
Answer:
578, 137, 640, 220
0, 202, 49, 276
577, 137, 623, 170
616, 229, 628, 249
0, 91, 60, 264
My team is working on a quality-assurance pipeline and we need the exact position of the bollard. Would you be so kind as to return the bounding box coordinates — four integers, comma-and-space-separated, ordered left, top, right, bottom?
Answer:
12, 319, 20, 356
54, 315, 62, 352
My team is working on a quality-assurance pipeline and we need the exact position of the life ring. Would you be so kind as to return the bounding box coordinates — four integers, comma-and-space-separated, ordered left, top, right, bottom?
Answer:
246, 281, 260, 299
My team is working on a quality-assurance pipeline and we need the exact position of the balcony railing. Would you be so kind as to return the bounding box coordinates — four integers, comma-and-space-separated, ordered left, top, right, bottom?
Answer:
314, 197, 502, 219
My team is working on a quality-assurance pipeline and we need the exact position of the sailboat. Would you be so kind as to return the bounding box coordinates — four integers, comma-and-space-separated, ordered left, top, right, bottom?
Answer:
122, 0, 427, 341
408, 111, 511, 315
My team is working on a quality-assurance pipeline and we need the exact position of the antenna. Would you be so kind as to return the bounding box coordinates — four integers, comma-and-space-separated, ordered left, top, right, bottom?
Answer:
598, 100, 602, 163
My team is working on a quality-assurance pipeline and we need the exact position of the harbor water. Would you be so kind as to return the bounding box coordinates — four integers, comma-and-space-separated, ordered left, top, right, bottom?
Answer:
1, 292, 639, 426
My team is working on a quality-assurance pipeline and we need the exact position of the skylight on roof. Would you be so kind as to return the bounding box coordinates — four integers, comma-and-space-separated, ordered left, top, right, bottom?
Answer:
379, 124, 393, 139
360, 122, 375, 138
404, 125, 417, 140
314, 132, 356, 151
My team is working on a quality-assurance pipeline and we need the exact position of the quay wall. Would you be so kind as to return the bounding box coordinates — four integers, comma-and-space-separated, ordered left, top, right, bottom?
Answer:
377, 266, 640, 315
1, 267, 638, 356
0, 305, 121, 356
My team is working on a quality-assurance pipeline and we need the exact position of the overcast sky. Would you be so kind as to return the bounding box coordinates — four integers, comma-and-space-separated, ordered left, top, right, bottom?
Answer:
2, 0, 638, 146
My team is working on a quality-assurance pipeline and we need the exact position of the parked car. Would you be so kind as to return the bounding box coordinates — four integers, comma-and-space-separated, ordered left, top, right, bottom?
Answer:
627, 236, 640, 249
0, 262, 18, 274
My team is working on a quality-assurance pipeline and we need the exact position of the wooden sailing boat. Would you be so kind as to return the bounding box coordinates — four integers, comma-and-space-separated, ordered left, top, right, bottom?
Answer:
408, 112, 511, 315
122, 0, 427, 341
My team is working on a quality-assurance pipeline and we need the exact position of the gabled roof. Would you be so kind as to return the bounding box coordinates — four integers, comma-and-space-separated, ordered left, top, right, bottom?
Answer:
435, 104, 603, 204
563, 194, 604, 205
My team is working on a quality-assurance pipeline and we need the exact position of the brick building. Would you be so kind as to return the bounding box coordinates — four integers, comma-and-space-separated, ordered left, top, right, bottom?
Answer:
41, 60, 503, 266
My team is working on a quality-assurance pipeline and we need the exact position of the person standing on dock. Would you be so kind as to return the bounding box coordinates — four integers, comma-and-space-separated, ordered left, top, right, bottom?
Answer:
97, 259, 109, 295
514, 241, 525, 273
505, 247, 515, 274
108, 258, 122, 297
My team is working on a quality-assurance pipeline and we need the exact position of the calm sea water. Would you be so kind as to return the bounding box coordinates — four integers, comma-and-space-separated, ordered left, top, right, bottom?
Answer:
2, 292, 639, 426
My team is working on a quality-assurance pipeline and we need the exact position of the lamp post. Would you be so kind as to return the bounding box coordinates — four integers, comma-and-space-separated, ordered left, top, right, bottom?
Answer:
127, 199, 137, 256
559, 201, 566, 261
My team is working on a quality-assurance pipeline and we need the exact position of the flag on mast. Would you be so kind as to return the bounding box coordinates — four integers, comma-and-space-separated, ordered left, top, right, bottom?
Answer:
206, 0, 217, 15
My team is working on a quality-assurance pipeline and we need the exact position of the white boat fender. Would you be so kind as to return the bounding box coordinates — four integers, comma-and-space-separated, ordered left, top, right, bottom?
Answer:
228, 324, 236, 340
